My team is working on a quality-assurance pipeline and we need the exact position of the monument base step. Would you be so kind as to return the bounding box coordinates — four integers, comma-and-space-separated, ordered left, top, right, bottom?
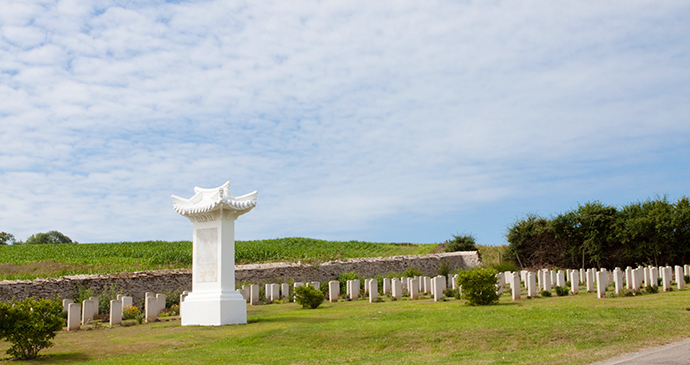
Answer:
181, 292, 247, 326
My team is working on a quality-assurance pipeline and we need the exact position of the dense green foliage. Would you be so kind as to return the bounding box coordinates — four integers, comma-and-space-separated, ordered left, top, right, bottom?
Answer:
25, 231, 74, 245
456, 267, 499, 305
0, 297, 64, 359
444, 234, 478, 253
294, 285, 325, 309
507, 196, 690, 268
0, 238, 433, 281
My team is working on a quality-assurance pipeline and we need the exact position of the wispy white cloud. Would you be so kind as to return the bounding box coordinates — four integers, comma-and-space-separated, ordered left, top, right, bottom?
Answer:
0, 0, 688, 245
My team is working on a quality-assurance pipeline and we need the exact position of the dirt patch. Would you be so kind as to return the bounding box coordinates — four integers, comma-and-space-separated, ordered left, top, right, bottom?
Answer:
0, 260, 92, 278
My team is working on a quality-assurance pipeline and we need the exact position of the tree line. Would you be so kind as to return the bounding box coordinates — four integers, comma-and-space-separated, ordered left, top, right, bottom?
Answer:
0, 231, 74, 245
506, 196, 690, 269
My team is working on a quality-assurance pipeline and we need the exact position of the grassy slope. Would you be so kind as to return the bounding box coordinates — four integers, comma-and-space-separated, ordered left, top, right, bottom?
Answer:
4, 288, 690, 364
0, 238, 436, 281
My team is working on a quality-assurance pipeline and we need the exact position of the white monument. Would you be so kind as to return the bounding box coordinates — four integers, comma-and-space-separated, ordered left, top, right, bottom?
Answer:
172, 181, 257, 326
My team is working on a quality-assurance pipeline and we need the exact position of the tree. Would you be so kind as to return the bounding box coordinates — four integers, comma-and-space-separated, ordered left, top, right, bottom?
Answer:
673, 197, 690, 264
506, 214, 559, 268
0, 297, 64, 359
24, 231, 74, 245
573, 201, 618, 268
0, 232, 16, 245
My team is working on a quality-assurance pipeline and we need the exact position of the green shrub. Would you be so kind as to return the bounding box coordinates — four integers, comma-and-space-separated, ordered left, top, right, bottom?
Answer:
554, 286, 569, 297
606, 292, 617, 298
540, 290, 552, 297
318, 281, 329, 296
684, 275, 690, 284
645, 285, 659, 294
0, 297, 64, 359
455, 267, 499, 306
658, 277, 663, 286
294, 286, 325, 309
443, 288, 455, 298
402, 267, 424, 277
445, 234, 478, 253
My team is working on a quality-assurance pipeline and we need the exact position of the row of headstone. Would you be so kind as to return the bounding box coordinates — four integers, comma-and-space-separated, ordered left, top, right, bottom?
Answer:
62, 294, 139, 331
63, 292, 168, 331
497, 264, 690, 301
237, 281, 321, 305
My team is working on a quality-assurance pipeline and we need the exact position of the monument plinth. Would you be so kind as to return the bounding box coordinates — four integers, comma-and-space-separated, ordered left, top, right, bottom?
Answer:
172, 181, 257, 326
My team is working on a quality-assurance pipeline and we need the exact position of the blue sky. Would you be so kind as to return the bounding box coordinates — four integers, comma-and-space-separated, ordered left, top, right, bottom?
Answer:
1, 1, 689, 245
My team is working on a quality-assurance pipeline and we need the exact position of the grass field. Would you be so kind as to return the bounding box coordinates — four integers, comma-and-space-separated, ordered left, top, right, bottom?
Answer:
3, 287, 690, 364
0, 238, 436, 281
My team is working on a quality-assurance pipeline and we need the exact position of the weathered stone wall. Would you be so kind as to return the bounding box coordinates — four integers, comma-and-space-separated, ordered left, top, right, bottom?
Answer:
0, 251, 480, 303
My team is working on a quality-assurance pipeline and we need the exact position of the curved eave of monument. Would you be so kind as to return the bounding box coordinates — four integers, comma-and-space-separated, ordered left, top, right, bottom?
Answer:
171, 182, 257, 217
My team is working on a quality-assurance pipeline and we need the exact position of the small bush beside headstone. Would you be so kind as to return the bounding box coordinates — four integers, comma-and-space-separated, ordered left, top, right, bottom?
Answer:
0, 297, 64, 360
294, 286, 325, 309
455, 267, 499, 306
554, 286, 569, 297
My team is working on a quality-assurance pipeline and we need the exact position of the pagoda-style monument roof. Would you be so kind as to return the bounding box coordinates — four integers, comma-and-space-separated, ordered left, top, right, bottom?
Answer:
171, 181, 257, 219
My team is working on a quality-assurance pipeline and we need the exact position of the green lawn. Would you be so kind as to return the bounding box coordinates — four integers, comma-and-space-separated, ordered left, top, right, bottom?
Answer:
4, 288, 690, 364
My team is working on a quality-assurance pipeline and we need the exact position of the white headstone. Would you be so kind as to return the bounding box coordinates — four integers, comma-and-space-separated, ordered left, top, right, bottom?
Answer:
121, 296, 133, 309
511, 272, 521, 300
351, 279, 360, 299
527, 271, 537, 297
392, 278, 402, 300
81, 299, 96, 325
110, 300, 122, 326
270, 283, 280, 302
676, 266, 685, 290
586, 269, 595, 292
556, 270, 565, 287
570, 270, 579, 294
67, 303, 81, 331
542, 269, 551, 291
281, 283, 290, 300
265, 284, 273, 302
62, 299, 73, 312
329, 280, 339, 303
240, 285, 250, 302
597, 269, 607, 298
432, 277, 443, 302
383, 278, 391, 295
650, 266, 659, 287
409, 277, 419, 300
250, 284, 260, 305
662, 267, 672, 292
172, 181, 256, 326
309, 281, 320, 291
614, 268, 623, 295
369, 279, 378, 302
631, 268, 642, 291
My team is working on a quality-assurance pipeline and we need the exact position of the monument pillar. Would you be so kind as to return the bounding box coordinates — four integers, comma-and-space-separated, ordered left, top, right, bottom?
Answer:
172, 181, 257, 326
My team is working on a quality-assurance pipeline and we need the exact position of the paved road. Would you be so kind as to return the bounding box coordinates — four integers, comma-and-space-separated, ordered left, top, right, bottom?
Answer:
590, 338, 690, 364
